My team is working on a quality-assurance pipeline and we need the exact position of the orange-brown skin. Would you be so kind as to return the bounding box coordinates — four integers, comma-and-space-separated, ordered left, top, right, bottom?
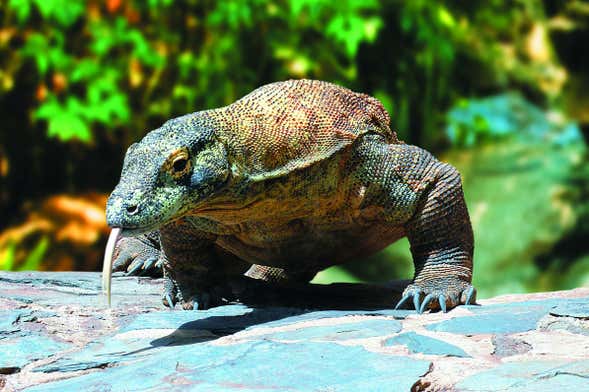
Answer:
107, 80, 475, 313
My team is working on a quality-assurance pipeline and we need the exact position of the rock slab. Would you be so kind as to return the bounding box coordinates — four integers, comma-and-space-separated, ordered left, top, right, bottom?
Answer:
0, 272, 588, 391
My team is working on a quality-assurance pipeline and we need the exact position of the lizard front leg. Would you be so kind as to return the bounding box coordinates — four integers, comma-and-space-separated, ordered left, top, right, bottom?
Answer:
399, 160, 475, 313
109, 229, 296, 306
159, 221, 249, 310
354, 136, 475, 313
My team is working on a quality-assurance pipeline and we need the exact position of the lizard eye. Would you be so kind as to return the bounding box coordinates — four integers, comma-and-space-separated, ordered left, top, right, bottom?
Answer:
173, 157, 188, 173
165, 148, 191, 179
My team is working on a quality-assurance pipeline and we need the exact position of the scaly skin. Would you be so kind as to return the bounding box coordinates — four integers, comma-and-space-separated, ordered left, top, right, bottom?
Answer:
106, 79, 475, 312
112, 231, 161, 276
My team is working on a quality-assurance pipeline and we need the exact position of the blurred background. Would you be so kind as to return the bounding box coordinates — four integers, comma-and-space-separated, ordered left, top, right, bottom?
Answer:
0, 0, 588, 299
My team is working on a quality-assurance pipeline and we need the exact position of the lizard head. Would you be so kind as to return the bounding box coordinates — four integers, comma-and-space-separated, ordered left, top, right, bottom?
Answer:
106, 113, 230, 236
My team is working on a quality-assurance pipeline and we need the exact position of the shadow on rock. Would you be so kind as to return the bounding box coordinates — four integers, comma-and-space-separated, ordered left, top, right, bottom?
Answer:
149, 277, 409, 348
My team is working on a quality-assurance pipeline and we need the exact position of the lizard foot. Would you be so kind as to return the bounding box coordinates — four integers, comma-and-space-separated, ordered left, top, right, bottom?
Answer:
180, 291, 228, 311
161, 273, 232, 310
112, 237, 162, 276
395, 278, 476, 314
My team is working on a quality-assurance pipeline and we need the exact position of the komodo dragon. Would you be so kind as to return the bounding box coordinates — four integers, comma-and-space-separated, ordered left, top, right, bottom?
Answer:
103, 79, 475, 313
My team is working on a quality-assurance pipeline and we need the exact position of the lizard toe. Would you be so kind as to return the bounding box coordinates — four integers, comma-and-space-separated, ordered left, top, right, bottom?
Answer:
112, 237, 161, 277
462, 285, 477, 305
112, 249, 134, 272
126, 257, 145, 275
163, 293, 176, 309
438, 294, 447, 313
181, 291, 229, 311
141, 256, 158, 273
419, 293, 435, 314
162, 275, 178, 309
394, 288, 425, 312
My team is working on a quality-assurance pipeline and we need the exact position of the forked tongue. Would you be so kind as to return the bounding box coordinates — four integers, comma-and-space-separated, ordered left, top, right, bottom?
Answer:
102, 227, 121, 307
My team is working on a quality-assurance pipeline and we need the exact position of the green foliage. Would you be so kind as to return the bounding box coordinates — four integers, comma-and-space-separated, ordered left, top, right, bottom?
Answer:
9, 0, 85, 26
319, 0, 383, 59
2, 0, 387, 142
20, 32, 69, 76
1, 0, 559, 146
35, 97, 92, 142
6, 0, 523, 147
0, 237, 47, 271
19, 236, 49, 271
1, 241, 16, 271
5, 1, 161, 142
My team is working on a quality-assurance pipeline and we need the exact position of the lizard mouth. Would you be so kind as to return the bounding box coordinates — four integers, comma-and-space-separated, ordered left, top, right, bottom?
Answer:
115, 224, 160, 237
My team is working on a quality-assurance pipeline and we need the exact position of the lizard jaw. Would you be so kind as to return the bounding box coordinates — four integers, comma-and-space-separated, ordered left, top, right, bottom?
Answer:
115, 225, 159, 237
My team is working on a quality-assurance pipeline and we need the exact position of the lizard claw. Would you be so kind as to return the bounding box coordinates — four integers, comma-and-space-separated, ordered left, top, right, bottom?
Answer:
463, 285, 476, 305
419, 294, 435, 314
394, 287, 425, 313
162, 269, 232, 311
164, 294, 176, 309
413, 292, 423, 313
182, 292, 212, 311
141, 256, 159, 273
162, 274, 177, 309
396, 278, 476, 313
439, 294, 447, 313
126, 256, 155, 276
394, 293, 412, 310
181, 290, 233, 310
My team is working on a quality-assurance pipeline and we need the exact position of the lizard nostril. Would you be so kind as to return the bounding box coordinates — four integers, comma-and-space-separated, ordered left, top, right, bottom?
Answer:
126, 204, 139, 215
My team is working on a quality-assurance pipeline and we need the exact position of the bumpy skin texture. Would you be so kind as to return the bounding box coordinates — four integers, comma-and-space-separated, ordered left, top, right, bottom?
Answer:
107, 79, 475, 312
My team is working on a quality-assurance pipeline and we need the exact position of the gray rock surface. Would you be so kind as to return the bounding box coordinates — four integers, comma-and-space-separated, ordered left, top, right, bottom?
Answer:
1, 272, 589, 391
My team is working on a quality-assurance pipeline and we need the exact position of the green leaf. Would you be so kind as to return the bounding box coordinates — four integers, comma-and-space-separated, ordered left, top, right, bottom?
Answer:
290, 0, 329, 22
400, 13, 413, 32
32, 0, 53, 18
437, 6, 456, 28
148, 0, 173, 8
35, 98, 61, 120
326, 14, 377, 58
32, 0, 84, 27
0, 241, 16, 271
83, 74, 129, 124
56, 0, 85, 26
70, 60, 100, 82
8, 0, 32, 24
363, 17, 383, 42
18, 236, 49, 271
49, 112, 92, 142
21, 33, 50, 74
127, 29, 163, 67
35, 97, 92, 142
89, 21, 116, 55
